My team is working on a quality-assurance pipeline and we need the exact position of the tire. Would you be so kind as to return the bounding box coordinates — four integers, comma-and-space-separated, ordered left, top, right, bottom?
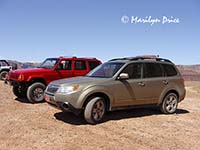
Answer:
0, 71, 8, 80
27, 82, 46, 103
13, 86, 26, 98
160, 93, 178, 114
84, 97, 106, 124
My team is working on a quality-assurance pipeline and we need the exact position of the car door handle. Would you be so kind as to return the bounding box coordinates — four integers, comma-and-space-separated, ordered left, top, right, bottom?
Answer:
163, 80, 168, 85
138, 82, 145, 87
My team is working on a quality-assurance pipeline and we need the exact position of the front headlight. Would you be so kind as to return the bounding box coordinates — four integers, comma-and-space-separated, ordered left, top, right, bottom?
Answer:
57, 85, 79, 94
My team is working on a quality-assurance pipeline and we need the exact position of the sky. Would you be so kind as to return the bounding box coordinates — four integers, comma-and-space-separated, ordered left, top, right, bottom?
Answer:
0, 0, 200, 64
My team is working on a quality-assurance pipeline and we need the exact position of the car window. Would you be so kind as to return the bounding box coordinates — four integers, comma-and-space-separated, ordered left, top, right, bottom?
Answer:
162, 64, 177, 76
58, 60, 72, 70
0, 61, 8, 66
39, 58, 58, 69
88, 62, 124, 78
74, 60, 86, 70
121, 63, 142, 79
88, 61, 100, 70
144, 63, 162, 78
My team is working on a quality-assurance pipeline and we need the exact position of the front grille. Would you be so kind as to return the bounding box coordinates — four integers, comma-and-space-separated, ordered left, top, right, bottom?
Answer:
46, 84, 60, 94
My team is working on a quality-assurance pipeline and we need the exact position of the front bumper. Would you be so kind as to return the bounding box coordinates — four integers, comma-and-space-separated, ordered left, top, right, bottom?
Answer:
6, 79, 22, 86
44, 93, 82, 115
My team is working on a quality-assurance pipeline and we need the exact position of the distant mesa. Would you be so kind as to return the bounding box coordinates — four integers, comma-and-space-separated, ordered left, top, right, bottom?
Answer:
6, 60, 200, 81
7, 60, 41, 69
176, 65, 200, 81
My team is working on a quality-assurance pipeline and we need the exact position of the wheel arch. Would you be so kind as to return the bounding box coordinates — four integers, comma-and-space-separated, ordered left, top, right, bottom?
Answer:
28, 78, 47, 86
82, 92, 111, 111
0, 69, 10, 73
159, 89, 179, 105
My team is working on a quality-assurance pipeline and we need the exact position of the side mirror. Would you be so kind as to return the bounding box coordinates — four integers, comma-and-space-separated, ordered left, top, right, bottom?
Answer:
118, 73, 129, 80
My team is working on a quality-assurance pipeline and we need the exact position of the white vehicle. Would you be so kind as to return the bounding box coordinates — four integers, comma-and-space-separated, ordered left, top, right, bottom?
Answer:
0, 60, 14, 80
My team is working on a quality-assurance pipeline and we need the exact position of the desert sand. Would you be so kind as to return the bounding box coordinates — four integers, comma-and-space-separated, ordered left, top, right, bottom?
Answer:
0, 81, 200, 150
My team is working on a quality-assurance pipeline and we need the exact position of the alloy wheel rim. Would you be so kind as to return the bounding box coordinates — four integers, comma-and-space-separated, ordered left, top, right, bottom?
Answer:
33, 88, 44, 101
92, 100, 105, 121
166, 95, 177, 113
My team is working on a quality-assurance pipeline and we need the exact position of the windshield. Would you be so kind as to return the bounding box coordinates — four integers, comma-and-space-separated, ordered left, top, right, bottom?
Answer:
88, 62, 124, 78
39, 58, 58, 69
0, 60, 9, 66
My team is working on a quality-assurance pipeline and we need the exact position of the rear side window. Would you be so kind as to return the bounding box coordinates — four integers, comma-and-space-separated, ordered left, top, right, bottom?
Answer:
122, 63, 142, 79
144, 63, 162, 78
88, 61, 100, 70
74, 60, 86, 70
162, 64, 177, 76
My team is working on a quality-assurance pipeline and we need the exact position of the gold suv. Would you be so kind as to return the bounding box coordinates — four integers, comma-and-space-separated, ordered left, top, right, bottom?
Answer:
45, 55, 186, 124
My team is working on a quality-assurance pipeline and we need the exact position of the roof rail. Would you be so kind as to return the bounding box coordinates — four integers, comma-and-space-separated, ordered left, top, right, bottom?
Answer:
58, 56, 98, 60
109, 55, 172, 63
82, 57, 97, 59
108, 57, 131, 61
59, 56, 77, 58
135, 55, 159, 58
131, 57, 172, 63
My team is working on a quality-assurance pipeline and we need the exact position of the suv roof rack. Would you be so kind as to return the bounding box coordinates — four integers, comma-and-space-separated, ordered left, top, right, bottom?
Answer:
59, 56, 77, 58
83, 57, 98, 60
59, 56, 97, 60
109, 55, 172, 63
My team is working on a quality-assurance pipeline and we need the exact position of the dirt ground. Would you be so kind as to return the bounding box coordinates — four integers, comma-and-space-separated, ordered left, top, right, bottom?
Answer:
0, 81, 200, 150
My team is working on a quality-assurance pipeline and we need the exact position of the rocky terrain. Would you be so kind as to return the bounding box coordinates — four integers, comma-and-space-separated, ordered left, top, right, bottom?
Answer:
0, 81, 200, 150
177, 65, 200, 81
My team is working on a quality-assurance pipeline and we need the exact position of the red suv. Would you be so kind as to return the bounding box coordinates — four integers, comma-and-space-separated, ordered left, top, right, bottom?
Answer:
8, 57, 101, 103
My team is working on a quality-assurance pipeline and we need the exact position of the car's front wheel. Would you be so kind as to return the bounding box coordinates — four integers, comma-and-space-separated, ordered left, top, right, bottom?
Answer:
13, 85, 26, 98
160, 93, 178, 114
84, 97, 106, 124
27, 82, 46, 103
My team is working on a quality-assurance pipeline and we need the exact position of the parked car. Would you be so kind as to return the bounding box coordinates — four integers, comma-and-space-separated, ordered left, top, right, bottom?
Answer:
8, 57, 101, 103
0, 60, 16, 80
45, 55, 186, 124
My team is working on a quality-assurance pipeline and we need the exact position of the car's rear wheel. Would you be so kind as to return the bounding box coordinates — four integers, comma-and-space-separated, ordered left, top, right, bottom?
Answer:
160, 93, 178, 114
0, 71, 8, 80
13, 85, 26, 98
84, 97, 106, 124
27, 82, 46, 103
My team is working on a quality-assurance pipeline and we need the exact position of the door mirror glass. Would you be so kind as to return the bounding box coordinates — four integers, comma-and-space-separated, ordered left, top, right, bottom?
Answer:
118, 73, 129, 80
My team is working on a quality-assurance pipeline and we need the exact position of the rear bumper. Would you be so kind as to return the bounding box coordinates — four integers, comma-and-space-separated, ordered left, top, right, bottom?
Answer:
179, 88, 186, 102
